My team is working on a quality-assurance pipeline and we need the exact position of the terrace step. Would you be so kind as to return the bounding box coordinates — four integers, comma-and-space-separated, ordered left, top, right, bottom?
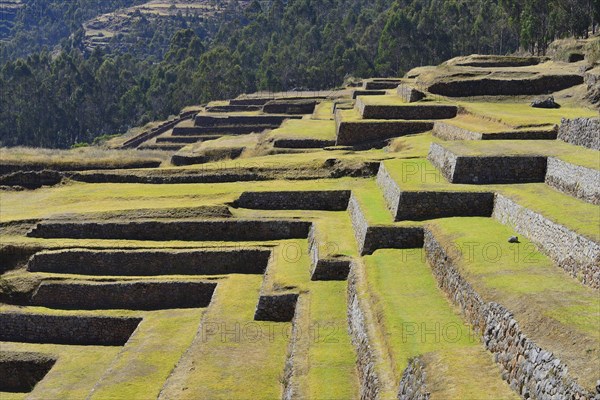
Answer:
194, 114, 301, 127
428, 142, 548, 184
0, 313, 141, 346
27, 219, 312, 241
27, 248, 271, 276
335, 110, 433, 146
172, 125, 277, 136
30, 281, 217, 310
356, 97, 458, 120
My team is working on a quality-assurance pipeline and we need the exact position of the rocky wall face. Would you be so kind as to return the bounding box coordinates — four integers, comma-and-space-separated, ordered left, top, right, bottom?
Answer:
545, 157, 600, 204
235, 190, 351, 211
0, 313, 142, 346
336, 120, 434, 146
357, 98, 457, 120
0, 352, 56, 393
30, 281, 217, 310
397, 357, 430, 400
557, 118, 600, 150
427, 75, 584, 97
273, 138, 336, 149
347, 263, 382, 399
428, 144, 548, 184
254, 294, 298, 322
29, 248, 271, 276
396, 84, 426, 103
376, 163, 494, 220
424, 229, 593, 399
432, 122, 482, 140
27, 220, 312, 242
195, 114, 299, 127
492, 194, 600, 288
427, 143, 458, 182
347, 194, 370, 255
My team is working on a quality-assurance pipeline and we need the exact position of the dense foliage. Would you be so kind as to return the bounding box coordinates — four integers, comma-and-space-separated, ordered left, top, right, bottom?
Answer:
1, 0, 599, 148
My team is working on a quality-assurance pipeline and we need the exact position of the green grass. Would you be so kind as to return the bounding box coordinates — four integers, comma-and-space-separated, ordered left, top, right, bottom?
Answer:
312, 101, 334, 120
267, 119, 336, 141
429, 217, 600, 391
88, 309, 206, 399
459, 102, 598, 128
363, 249, 518, 399
437, 140, 600, 170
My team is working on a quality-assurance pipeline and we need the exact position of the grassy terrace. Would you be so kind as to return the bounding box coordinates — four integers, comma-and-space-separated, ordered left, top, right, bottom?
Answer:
428, 218, 600, 391
382, 158, 600, 240
312, 101, 334, 120
438, 114, 558, 133
459, 102, 598, 128
431, 139, 600, 169
0, 178, 360, 222
362, 249, 517, 399
266, 119, 336, 141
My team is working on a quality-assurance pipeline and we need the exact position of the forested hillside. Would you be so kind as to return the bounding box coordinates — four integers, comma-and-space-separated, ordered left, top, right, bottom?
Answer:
1, 0, 599, 148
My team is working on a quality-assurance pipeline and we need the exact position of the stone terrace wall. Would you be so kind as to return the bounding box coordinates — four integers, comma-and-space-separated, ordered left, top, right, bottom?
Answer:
427, 75, 584, 97
433, 122, 557, 141
336, 113, 433, 146
396, 84, 426, 103
235, 190, 351, 211
347, 262, 382, 399
195, 115, 300, 127
263, 99, 317, 115
557, 118, 600, 150
424, 229, 593, 399
0, 352, 56, 393
545, 157, 600, 204
493, 194, 600, 288
308, 225, 351, 281
273, 138, 336, 149
254, 294, 298, 322
347, 194, 423, 255
428, 143, 547, 184
376, 164, 494, 221
0, 313, 141, 346
352, 90, 386, 99
357, 98, 457, 120
30, 281, 217, 310
397, 357, 430, 400
27, 220, 312, 241
28, 248, 271, 276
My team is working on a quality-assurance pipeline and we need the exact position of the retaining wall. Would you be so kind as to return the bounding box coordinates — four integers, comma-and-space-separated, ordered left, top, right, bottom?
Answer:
357, 98, 457, 120
28, 248, 271, 276
121, 110, 197, 149
364, 80, 402, 90
235, 190, 351, 211
0, 313, 141, 345
347, 194, 423, 255
426, 75, 584, 97
27, 219, 312, 241
229, 98, 271, 106
273, 138, 336, 148
376, 164, 494, 220
347, 261, 382, 399
545, 157, 600, 204
0, 352, 56, 393
308, 225, 351, 281
336, 113, 433, 146
397, 357, 430, 400
263, 99, 317, 115
195, 115, 299, 127
254, 294, 298, 322
493, 193, 600, 288
172, 125, 277, 136
424, 229, 593, 399
557, 118, 600, 150
432, 122, 557, 141
0, 170, 63, 189
30, 281, 217, 310
428, 143, 547, 184
396, 84, 426, 103
352, 90, 386, 99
